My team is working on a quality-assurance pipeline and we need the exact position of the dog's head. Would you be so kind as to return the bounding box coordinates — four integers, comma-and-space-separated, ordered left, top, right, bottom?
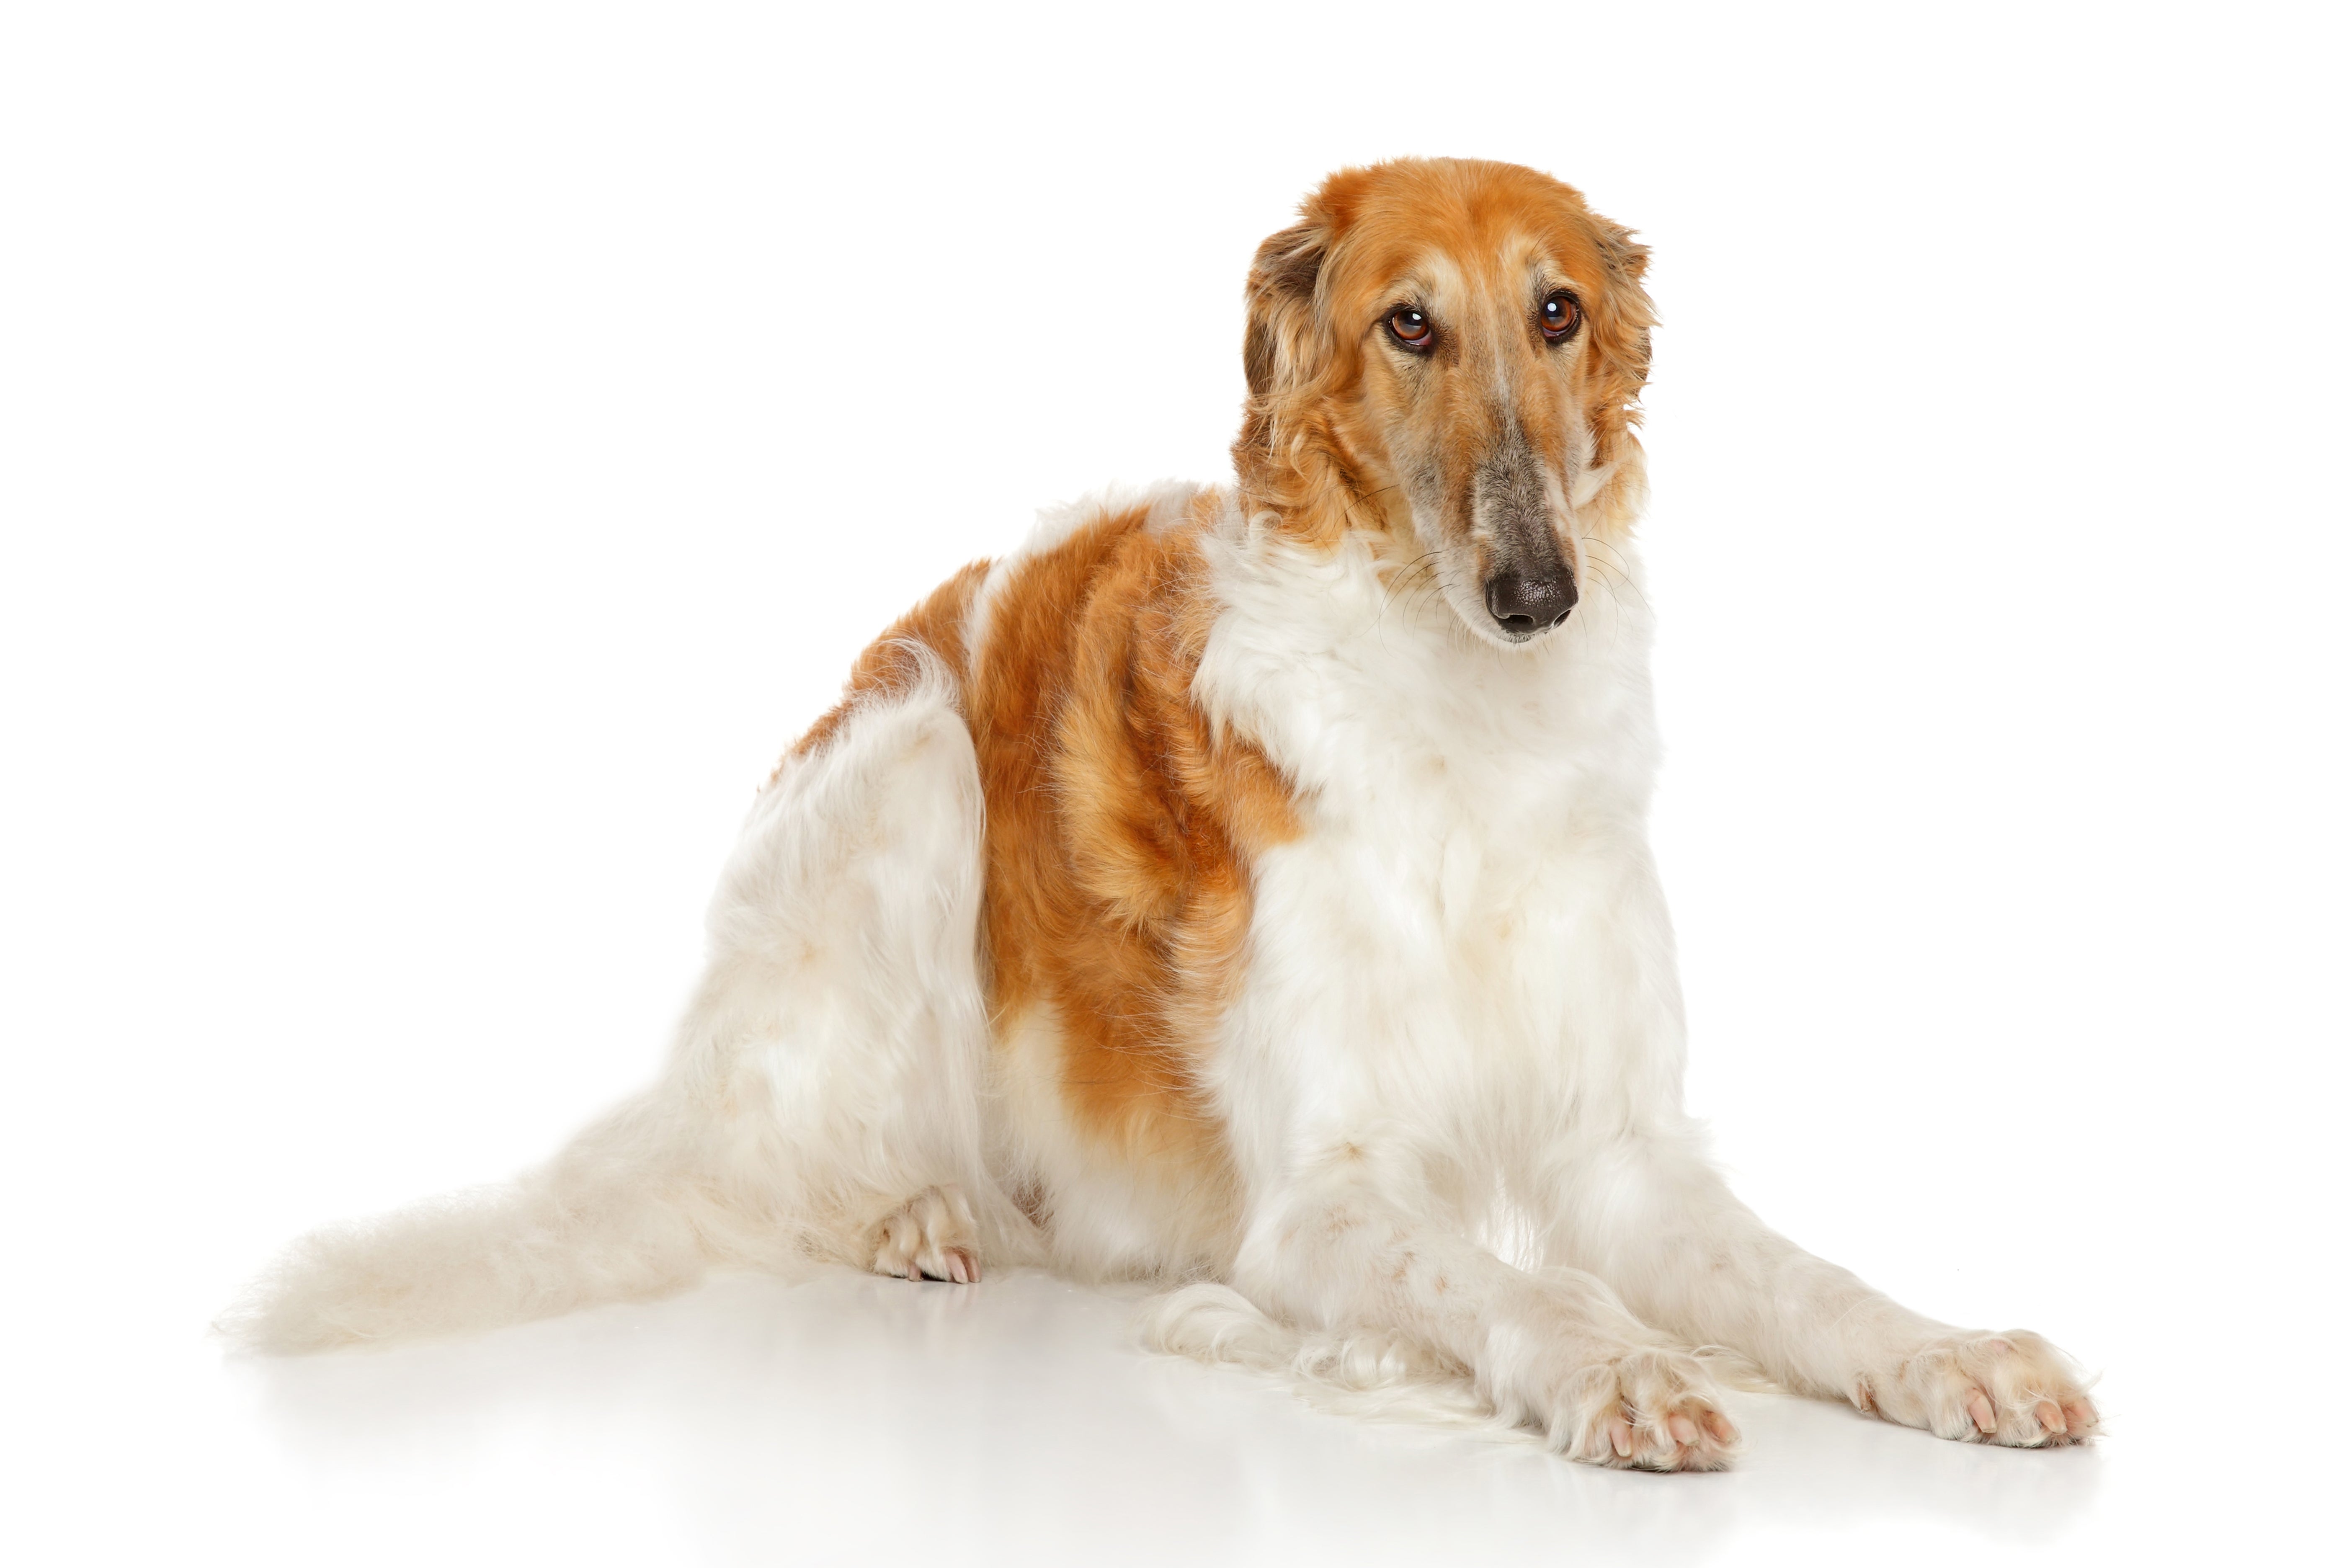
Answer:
1237, 159, 1654, 647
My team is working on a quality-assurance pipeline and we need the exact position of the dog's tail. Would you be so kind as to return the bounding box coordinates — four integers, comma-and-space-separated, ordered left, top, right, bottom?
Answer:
217, 1085, 761, 1353
222, 658, 1014, 1353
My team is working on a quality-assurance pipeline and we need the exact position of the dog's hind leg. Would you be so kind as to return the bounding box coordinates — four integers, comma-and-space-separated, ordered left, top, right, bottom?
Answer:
665, 655, 1026, 1281
224, 655, 1023, 1351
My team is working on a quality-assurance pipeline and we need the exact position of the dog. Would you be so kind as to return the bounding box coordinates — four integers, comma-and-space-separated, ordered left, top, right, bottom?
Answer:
228, 157, 2098, 1470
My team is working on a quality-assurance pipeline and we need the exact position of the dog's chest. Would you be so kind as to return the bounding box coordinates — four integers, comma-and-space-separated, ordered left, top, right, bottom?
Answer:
1243, 650, 1632, 1013
1195, 541, 1661, 1148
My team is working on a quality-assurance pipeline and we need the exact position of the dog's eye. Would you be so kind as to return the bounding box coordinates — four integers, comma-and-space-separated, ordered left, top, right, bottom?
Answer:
1540, 291, 1582, 343
1387, 307, 1434, 351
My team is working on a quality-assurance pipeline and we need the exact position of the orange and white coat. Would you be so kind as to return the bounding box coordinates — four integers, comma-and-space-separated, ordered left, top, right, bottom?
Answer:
234, 160, 2097, 1471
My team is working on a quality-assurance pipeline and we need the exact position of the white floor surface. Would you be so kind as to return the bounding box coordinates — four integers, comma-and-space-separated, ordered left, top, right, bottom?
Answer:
18, 1266, 2297, 1566
7, 6, 2345, 1564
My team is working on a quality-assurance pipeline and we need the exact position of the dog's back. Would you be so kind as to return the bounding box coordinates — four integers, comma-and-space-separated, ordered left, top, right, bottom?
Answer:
227, 161, 2095, 1475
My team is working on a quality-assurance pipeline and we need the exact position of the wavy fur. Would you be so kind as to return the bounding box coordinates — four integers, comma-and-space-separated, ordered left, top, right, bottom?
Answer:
228, 160, 2097, 1470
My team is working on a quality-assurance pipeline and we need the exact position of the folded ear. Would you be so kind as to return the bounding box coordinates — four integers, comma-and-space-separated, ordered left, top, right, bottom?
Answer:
1595, 219, 1650, 285
1241, 210, 1330, 399
1587, 217, 1656, 418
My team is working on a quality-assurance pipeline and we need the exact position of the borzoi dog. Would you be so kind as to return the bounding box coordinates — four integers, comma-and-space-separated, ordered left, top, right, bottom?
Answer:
229, 158, 2098, 1470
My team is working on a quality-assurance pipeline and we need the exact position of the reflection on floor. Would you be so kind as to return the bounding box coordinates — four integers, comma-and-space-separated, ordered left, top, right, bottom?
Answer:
227, 1269, 2105, 1565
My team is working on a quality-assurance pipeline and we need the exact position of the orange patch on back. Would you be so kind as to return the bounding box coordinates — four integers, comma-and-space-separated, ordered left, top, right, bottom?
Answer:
772, 497, 1296, 1248
970, 500, 1295, 1237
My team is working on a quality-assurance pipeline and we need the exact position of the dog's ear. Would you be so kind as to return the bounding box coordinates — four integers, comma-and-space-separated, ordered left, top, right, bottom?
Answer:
1588, 218, 1656, 412
1242, 212, 1329, 399
1595, 220, 1649, 286
1234, 205, 1342, 515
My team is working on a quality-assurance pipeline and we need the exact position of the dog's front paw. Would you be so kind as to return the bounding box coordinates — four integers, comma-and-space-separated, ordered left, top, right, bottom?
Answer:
1493, 1341, 1740, 1471
1855, 1330, 2099, 1447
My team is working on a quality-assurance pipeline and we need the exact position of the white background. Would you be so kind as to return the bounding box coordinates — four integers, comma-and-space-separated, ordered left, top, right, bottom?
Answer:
3, 2, 2345, 1562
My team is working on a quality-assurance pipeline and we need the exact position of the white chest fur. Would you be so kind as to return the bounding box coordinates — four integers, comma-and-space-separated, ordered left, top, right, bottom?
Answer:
1194, 527, 1687, 1223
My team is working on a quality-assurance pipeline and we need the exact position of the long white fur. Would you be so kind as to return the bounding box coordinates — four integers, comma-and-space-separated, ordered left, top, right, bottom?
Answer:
229, 483, 2091, 1463
1151, 494, 2088, 1457
226, 655, 1037, 1349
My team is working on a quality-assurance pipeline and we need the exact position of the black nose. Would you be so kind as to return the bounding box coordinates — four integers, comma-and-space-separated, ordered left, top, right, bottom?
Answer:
1485, 568, 1578, 635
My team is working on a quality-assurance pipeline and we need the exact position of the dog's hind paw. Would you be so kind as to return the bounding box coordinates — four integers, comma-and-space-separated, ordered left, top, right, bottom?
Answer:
869, 1184, 981, 1284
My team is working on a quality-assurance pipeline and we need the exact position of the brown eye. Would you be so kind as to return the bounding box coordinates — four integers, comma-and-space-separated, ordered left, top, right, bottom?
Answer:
1387, 307, 1433, 350
1540, 291, 1582, 342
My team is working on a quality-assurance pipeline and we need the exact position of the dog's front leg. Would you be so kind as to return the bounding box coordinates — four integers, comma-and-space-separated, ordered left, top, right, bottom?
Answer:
1233, 1163, 1738, 1469
1534, 838, 2099, 1447
1553, 1134, 2102, 1448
